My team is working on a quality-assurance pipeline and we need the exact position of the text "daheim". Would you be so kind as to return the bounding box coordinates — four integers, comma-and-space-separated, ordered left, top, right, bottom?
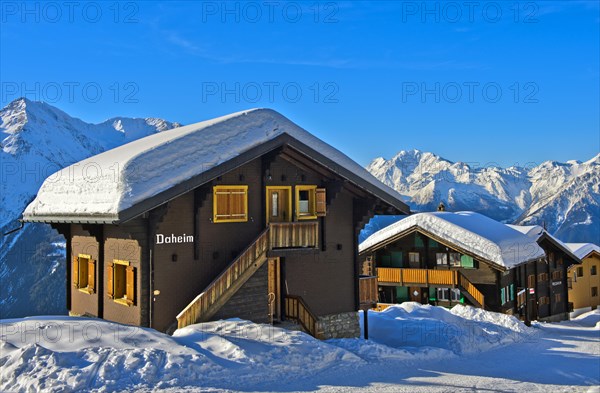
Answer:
156, 233, 194, 244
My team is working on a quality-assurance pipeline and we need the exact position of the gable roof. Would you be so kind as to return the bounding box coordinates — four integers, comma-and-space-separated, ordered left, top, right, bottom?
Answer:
359, 211, 545, 270
565, 243, 600, 260
506, 225, 581, 263
22, 109, 409, 224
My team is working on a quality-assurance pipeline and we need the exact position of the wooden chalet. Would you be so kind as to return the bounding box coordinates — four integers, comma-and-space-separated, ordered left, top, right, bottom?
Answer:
22, 109, 409, 338
360, 211, 580, 322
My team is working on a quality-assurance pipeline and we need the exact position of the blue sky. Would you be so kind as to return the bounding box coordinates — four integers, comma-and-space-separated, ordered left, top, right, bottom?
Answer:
1, 1, 598, 167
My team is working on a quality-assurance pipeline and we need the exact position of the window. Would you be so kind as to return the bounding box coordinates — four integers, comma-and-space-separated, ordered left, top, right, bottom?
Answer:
538, 273, 549, 282
592, 287, 599, 297
552, 271, 563, 280
213, 186, 248, 223
577, 267, 584, 277
295, 185, 326, 219
449, 253, 461, 267
107, 260, 136, 306
436, 253, 448, 265
73, 254, 95, 294
409, 252, 420, 264
528, 275, 535, 288
436, 288, 450, 301
554, 293, 561, 303
451, 288, 461, 301
539, 296, 549, 305
592, 265, 598, 276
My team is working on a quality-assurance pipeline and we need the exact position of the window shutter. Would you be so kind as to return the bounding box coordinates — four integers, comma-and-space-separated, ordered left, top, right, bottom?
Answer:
500, 288, 506, 304
316, 188, 326, 216
88, 259, 96, 293
106, 263, 114, 299
214, 186, 248, 222
126, 266, 135, 305
509, 284, 514, 301
73, 256, 79, 287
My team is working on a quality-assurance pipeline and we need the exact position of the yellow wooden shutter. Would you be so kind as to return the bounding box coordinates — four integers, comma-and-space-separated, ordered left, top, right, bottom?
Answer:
73, 256, 79, 287
88, 259, 96, 293
106, 263, 114, 299
214, 186, 248, 222
316, 188, 326, 216
126, 266, 135, 305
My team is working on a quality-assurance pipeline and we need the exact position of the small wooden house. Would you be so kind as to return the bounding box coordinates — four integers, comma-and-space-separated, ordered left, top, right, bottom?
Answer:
565, 243, 600, 317
360, 212, 579, 321
22, 109, 409, 337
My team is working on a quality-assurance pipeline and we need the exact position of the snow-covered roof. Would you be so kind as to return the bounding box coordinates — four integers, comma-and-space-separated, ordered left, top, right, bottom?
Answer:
506, 224, 581, 263
359, 211, 545, 269
23, 109, 408, 223
565, 243, 600, 260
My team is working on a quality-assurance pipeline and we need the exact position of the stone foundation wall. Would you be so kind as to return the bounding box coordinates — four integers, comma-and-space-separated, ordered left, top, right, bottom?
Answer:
317, 311, 360, 339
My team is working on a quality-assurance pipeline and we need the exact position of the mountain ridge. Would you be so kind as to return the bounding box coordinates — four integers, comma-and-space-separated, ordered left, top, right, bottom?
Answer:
366, 149, 600, 243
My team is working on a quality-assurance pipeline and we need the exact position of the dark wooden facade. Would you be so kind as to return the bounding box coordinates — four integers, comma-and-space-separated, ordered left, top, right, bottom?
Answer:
54, 148, 406, 332
360, 229, 576, 321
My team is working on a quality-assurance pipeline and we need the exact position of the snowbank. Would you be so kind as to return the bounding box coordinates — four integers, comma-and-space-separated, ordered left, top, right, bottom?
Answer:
359, 303, 534, 355
0, 317, 358, 392
0, 306, 545, 392
359, 211, 545, 268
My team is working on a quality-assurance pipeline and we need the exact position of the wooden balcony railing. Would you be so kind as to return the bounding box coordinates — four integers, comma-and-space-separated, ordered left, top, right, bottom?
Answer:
270, 222, 318, 249
376, 267, 458, 286
359, 276, 378, 305
285, 295, 321, 338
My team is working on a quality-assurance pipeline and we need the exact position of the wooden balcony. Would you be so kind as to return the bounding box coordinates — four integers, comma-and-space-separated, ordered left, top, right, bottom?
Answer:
376, 267, 458, 286
269, 222, 318, 249
359, 276, 378, 306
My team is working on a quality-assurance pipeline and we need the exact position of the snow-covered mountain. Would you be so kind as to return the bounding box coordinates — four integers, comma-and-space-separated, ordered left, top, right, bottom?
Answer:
367, 150, 600, 243
0, 98, 180, 318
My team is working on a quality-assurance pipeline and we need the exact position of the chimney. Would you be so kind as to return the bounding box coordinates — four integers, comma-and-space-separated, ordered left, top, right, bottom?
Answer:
437, 202, 446, 212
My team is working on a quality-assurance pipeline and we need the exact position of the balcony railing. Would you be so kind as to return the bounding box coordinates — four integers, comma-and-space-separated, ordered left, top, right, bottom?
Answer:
377, 267, 458, 286
269, 222, 319, 249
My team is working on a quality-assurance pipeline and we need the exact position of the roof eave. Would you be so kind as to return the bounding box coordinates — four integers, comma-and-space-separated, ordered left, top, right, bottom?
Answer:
22, 214, 119, 225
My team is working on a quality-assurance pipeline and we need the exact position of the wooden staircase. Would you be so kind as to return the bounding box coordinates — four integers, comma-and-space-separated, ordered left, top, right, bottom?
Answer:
457, 272, 485, 309
176, 228, 270, 329
175, 222, 319, 331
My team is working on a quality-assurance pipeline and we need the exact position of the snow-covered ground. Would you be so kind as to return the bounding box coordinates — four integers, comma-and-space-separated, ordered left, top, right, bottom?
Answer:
1, 304, 598, 392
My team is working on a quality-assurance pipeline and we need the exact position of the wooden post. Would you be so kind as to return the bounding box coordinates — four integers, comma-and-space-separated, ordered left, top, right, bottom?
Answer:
363, 308, 369, 340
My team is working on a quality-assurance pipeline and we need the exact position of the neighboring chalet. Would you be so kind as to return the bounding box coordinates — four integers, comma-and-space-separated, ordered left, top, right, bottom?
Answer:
565, 243, 600, 317
507, 225, 582, 321
23, 109, 409, 338
359, 211, 580, 322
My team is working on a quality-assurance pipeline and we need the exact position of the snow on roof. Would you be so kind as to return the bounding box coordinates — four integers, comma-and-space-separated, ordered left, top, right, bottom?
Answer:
359, 211, 545, 269
565, 243, 600, 260
506, 224, 581, 262
23, 109, 406, 223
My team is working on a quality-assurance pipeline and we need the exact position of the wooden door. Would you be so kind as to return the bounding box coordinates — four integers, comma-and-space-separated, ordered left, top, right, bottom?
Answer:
268, 258, 281, 321
266, 187, 291, 223
409, 287, 421, 302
